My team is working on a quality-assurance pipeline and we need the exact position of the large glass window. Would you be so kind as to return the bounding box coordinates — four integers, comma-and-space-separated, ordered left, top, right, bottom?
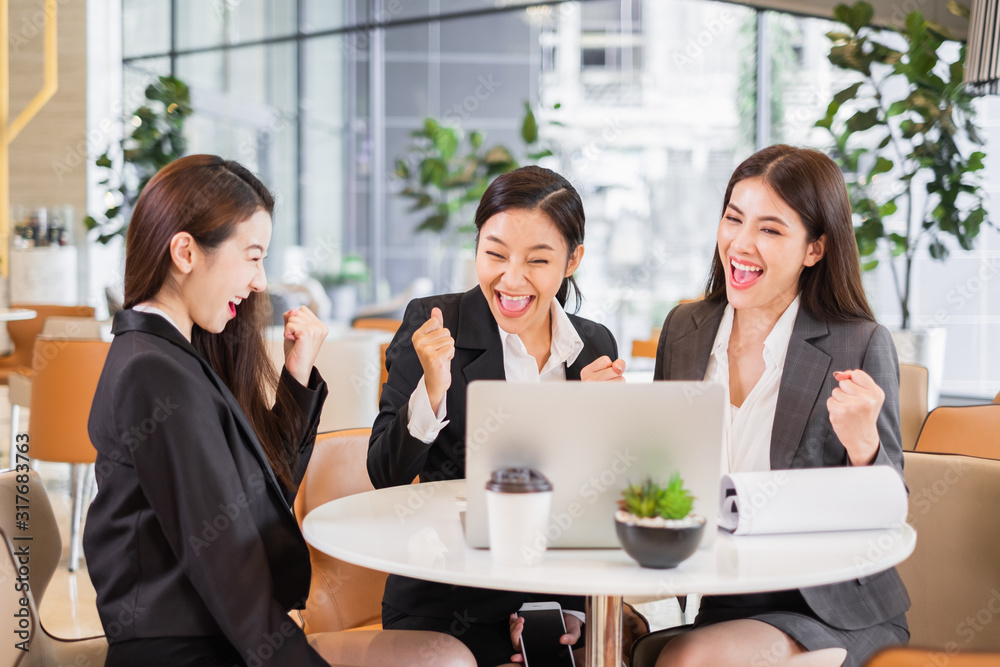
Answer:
121, 0, 999, 398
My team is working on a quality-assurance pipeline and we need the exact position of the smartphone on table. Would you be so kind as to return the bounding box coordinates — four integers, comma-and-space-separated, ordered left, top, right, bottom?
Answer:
516, 601, 576, 667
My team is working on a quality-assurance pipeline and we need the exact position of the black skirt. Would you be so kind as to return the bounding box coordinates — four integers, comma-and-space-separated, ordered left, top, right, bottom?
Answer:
106, 636, 245, 667
695, 590, 909, 667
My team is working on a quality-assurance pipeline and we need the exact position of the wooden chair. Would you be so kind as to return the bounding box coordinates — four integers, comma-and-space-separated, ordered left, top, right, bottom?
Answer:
896, 451, 1000, 651
899, 363, 929, 451
0, 304, 95, 384
294, 428, 388, 633
867, 648, 1000, 666
0, 470, 107, 666
28, 339, 111, 571
913, 404, 1000, 459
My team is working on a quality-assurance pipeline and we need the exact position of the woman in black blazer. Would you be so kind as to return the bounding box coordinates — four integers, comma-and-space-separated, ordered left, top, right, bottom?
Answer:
653, 146, 909, 667
368, 166, 625, 666
84, 155, 474, 667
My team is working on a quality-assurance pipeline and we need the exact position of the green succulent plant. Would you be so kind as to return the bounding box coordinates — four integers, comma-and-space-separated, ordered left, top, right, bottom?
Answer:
618, 474, 695, 521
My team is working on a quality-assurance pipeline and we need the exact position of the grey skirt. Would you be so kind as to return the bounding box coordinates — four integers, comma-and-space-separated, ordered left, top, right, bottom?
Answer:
694, 590, 909, 667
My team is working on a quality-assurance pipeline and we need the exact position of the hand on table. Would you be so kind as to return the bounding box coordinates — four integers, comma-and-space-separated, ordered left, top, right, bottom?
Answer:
828, 369, 883, 466
508, 612, 582, 663
283, 306, 328, 386
412, 307, 455, 413
581, 356, 626, 382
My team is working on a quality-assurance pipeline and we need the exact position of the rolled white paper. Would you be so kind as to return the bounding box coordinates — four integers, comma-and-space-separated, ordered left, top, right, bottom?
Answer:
719, 466, 908, 535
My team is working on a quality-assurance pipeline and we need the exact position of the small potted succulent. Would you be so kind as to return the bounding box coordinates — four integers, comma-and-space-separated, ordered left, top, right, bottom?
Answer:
615, 474, 706, 569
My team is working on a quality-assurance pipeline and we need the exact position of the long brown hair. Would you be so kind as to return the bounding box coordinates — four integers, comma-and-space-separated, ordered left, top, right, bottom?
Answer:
124, 154, 301, 488
474, 166, 585, 311
705, 145, 874, 322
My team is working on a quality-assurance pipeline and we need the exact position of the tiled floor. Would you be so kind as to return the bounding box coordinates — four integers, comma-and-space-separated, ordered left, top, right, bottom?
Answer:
2, 387, 686, 645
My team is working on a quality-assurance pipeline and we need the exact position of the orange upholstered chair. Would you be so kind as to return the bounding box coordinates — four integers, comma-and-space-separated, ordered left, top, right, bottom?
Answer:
994, 390, 999, 404
294, 428, 387, 633
866, 648, 1000, 666
0, 304, 95, 384
28, 338, 111, 571
912, 404, 1000, 459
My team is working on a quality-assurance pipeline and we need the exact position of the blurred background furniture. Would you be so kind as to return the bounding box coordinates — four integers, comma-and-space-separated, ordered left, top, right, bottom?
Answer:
899, 363, 929, 451
912, 404, 1000, 459
0, 304, 94, 385
866, 649, 1000, 666
8, 315, 106, 467
27, 338, 111, 572
351, 318, 402, 334
350, 277, 433, 323
896, 451, 1000, 651
0, 469, 107, 665
294, 428, 387, 633
630, 327, 659, 360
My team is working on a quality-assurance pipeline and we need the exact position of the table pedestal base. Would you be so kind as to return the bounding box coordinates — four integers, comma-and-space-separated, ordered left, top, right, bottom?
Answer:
585, 594, 622, 667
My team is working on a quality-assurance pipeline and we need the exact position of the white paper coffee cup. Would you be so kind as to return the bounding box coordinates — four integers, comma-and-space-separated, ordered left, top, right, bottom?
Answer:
486, 468, 553, 567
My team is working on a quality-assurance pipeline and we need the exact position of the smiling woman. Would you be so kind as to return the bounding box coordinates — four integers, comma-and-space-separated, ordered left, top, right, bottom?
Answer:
367, 165, 628, 666
82, 155, 475, 667
652, 145, 909, 667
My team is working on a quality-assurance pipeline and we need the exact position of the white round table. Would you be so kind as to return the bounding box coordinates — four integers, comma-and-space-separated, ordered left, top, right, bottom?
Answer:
0, 308, 36, 322
303, 480, 916, 667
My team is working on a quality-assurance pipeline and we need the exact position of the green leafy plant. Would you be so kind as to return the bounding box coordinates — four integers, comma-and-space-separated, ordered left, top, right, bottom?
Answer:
85, 75, 192, 243
816, 1, 993, 328
618, 474, 695, 521
393, 102, 555, 237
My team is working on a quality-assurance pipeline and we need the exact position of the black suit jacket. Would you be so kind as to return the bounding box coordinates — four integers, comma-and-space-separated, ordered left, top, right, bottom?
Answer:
655, 299, 910, 631
83, 310, 330, 666
368, 287, 618, 622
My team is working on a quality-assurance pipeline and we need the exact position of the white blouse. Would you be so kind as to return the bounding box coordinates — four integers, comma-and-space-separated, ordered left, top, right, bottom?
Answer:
704, 296, 800, 475
406, 299, 585, 443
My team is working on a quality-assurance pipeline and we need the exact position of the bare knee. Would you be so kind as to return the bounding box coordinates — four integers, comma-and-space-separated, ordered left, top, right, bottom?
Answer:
655, 633, 713, 667
427, 633, 477, 667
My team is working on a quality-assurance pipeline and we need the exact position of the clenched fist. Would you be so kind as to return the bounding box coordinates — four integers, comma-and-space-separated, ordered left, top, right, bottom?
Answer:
283, 306, 328, 386
828, 369, 883, 466
413, 307, 455, 413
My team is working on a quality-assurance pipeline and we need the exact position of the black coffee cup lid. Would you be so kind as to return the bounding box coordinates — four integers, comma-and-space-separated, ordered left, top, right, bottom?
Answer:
486, 468, 552, 493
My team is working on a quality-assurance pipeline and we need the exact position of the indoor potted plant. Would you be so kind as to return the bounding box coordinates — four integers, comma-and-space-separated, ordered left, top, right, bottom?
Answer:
815, 1, 993, 403
615, 474, 706, 569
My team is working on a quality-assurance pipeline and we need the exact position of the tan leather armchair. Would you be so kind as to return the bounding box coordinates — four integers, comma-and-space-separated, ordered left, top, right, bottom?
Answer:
899, 363, 929, 451
897, 452, 1000, 651
913, 404, 1000, 459
294, 428, 388, 633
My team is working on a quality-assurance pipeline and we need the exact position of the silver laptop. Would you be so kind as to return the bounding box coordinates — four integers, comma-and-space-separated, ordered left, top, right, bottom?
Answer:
464, 381, 725, 549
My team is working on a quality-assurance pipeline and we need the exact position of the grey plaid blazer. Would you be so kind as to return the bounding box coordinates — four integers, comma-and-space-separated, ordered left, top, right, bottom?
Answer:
654, 299, 910, 631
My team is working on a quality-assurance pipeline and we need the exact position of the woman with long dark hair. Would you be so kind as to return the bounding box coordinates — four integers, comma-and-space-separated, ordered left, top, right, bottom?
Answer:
84, 154, 474, 667
368, 165, 627, 666
652, 145, 909, 666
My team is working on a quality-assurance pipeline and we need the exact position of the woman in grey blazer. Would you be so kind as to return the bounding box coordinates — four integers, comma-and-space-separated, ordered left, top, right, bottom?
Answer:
653, 146, 909, 667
